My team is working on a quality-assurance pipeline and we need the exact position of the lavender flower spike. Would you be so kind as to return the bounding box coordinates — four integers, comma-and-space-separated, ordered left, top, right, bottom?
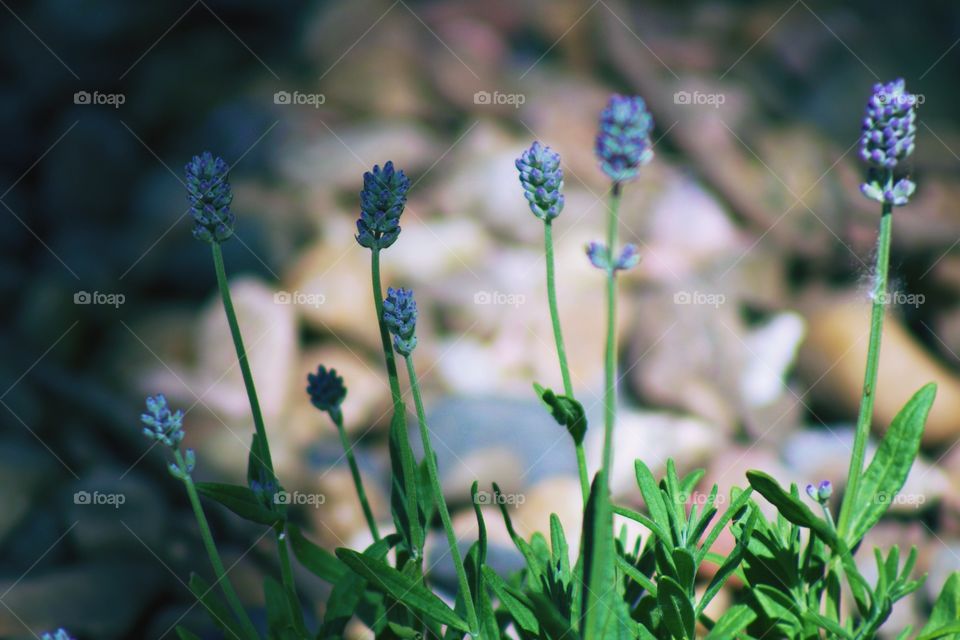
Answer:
186, 151, 235, 243
859, 79, 918, 206
595, 94, 654, 183
383, 287, 418, 356
516, 141, 565, 220
356, 161, 411, 250
141, 394, 185, 448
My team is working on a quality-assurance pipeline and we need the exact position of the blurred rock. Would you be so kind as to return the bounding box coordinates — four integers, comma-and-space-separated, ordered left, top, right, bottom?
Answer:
284, 226, 390, 351
0, 439, 57, 547
512, 475, 584, 561
590, 409, 724, 503
310, 467, 387, 549
65, 469, 168, 556
421, 396, 579, 490
799, 296, 960, 446
0, 562, 164, 638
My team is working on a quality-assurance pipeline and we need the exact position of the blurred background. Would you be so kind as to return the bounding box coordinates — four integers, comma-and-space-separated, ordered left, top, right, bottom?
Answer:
2, 0, 960, 637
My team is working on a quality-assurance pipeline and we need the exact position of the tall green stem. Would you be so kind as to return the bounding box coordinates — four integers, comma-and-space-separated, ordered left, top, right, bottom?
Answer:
601, 185, 623, 484
404, 356, 479, 635
333, 413, 380, 541
176, 450, 261, 640
837, 201, 893, 540
210, 243, 299, 619
371, 249, 403, 410
212, 243, 274, 474
544, 221, 590, 504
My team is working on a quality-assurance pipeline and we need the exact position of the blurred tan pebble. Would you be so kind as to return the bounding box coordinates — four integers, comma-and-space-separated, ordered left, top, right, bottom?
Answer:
512, 476, 584, 563
800, 297, 960, 446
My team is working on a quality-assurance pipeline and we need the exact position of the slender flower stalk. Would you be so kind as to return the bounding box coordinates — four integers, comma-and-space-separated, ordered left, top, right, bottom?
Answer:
838, 80, 918, 540
187, 152, 298, 622
141, 396, 260, 640
385, 288, 479, 635
516, 141, 589, 503
308, 365, 380, 540
592, 95, 654, 485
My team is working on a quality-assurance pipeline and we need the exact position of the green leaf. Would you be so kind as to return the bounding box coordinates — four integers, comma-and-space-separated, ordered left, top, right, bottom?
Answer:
263, 576, 299, 640
698, 508, 757, 616
188, 573, 252, 640
635, 460, 672, 546
174, 627, 202, 640
288, 524, 347, 583
387, 402, 424, 559
918, 622, 960, 640
657, 575, 695, 639
752, 584, 801, 631
919, 572, 960, 640
613, 504, 669, 542
534, 382, 587, 444
847, 383, 936, 545
482, 566, 540, 635
616, 555, 657, 596
529, 591, 577, 639
802, 610, 853, 639
704, 604, 756, 640
247, 432, 273, 486
336, 548, 469, 632
746, 471, 837, 546
580, 474, 622, 639
195, 482, 281, 526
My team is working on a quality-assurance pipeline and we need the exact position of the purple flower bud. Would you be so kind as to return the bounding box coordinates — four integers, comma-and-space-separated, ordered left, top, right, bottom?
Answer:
614, 244, 641, 271
595, 94, 654, 183
356, 161, 411, 250
185, 152, 234, 243
307, 365, 347, 422
383, 287, 418, 356
516, 141, 565, 221
586, 242, 610, 270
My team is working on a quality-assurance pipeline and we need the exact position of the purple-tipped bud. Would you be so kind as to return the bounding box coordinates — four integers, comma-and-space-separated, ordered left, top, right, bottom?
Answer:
140, 394, 185, 448
806, 480, 833, 503
586, 242, 640, 272
40, 631, 75, 640
383, 287, 418, 356
356, 161, 411, 250
515, 141, 565, 221
595, 94, 654, 183
614, 244, 641, 271
185, 152, 234, 243
586, 242, 610, 270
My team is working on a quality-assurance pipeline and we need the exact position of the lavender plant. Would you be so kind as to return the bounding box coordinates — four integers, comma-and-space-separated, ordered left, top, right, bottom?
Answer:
89, 80, 960, 640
